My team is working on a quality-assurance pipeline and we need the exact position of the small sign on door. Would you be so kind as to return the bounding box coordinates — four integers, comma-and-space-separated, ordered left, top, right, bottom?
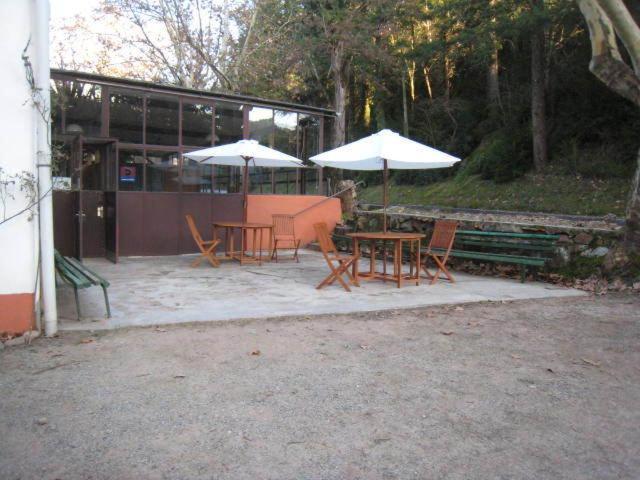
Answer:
120, 166, 137, 183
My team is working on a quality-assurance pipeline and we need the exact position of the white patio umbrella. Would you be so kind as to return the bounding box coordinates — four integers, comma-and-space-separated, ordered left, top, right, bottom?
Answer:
184, 139, 304, 222
309, 129, 460, 231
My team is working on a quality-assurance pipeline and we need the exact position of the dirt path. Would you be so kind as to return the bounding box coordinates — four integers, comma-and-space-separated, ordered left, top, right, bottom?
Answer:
1, 295, 639, 479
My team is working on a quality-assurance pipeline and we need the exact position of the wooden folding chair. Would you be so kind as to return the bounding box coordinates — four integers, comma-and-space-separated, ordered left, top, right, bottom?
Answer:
271, 214, 301, 262
313, 222, 360, 292
185, 214, 221, 268
422, 220, 457, 284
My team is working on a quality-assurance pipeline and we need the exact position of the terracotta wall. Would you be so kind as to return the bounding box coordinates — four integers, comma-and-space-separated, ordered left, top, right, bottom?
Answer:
0, 293, 35, 335
246, 195, 341, 248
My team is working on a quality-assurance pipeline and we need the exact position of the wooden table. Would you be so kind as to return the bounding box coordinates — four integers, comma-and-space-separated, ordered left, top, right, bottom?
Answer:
347, 232, 425, 288
213, 221, 273, 266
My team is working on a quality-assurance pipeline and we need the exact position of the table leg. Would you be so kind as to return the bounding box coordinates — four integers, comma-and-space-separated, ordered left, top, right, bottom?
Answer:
396, 240, 402, 288
252, 228, 257, 260
370, 240, 376, 278
392, 240, 397, 286
212, 226, 219, 260
258, 228, 263, 265
409, 239, 414, 278
415, 239, 421, 286
352, 237, 359, 280
240, 227, 245, 264
382, 241, 387, 281
228, 227, 234, 258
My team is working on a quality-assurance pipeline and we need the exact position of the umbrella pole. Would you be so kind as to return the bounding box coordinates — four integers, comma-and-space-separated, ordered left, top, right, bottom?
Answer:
383, 159, 389, 232
242, 157, 250, 223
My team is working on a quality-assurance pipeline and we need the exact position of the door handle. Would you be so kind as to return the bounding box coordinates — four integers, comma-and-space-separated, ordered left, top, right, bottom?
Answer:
97, 206, 104, 218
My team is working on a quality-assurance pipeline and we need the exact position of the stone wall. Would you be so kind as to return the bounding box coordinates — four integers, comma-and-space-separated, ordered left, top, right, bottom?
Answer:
346, 206, 624, 276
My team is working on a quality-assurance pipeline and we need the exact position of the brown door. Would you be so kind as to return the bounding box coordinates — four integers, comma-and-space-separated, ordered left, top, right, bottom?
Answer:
104, 191, 117, 262
77, 140, 116, 260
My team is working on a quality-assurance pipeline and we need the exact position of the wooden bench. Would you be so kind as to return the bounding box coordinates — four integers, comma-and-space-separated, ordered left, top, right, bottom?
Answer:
431, 230, 559, 282
333, 229, 559, 283
54, 251, 111, 320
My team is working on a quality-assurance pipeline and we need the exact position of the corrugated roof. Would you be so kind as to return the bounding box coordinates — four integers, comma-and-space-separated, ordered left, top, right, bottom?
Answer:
51, 69, 335, 117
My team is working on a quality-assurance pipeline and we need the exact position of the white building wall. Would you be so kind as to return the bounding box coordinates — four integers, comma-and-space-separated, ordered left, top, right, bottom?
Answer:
0, 0, 39, 298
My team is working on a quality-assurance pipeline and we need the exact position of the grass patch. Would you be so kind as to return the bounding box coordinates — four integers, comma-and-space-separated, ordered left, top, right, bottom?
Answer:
557, 256, 605, 280
358, 173, 629, 216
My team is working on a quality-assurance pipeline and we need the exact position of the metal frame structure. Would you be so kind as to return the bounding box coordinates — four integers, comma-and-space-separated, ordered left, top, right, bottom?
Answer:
50, 69, 335, 260
51, 69, 332, 195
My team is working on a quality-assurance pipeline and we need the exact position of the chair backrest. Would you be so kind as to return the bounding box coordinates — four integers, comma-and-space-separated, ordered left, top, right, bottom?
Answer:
272, 214, 296, 238
314, 222, 338, 256
185, 214, 204, 246
428, 220, 458, 251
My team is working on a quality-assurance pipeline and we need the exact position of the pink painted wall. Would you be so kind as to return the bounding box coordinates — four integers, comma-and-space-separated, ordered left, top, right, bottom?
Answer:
246, 194, 341, 247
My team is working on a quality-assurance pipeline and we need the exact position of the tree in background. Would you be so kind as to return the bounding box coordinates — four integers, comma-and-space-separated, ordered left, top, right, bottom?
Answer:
577, 0, 640, 253
50, 0, 640, 220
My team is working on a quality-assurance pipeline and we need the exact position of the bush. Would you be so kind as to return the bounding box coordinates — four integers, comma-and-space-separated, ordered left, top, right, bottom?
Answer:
551, 140, 637, 179
460, 127, 532, 183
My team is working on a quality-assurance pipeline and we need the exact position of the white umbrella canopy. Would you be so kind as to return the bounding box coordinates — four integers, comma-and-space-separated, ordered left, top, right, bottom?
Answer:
309, 129, 460, 169
184, 140, 304, 221
184, 139, 303, 168
309, 129, 460, 231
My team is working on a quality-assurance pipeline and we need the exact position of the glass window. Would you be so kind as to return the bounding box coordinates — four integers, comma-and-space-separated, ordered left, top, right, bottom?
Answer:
109, 90, 144, 144
182, 157, 212, 193
323, 115, 334, 150
146, 151, 180, 192
50, 80, 64, 136
215, 101, 243, 145
81, 144, 105, 190
118, 149, 144, 191
53, 80, 102, 137
249, 167, 273, 194
302, 167, 320, 195
213, 166, 240, 194
51, 141, 77, 190
274, 110, 298, 157
274, 168, 297, 194
298, 114, 320, 161
183, 103, 213, 147
249, 107, 273, 146
146, 97, 179, 146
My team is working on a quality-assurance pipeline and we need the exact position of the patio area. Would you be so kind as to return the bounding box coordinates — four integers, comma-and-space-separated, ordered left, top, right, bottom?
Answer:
57, 249, 586, 330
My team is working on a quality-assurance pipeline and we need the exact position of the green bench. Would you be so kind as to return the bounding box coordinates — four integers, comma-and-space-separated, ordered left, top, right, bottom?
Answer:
430, 230, 559, 282
333, 229, 559, 283
54, 251, 111, 320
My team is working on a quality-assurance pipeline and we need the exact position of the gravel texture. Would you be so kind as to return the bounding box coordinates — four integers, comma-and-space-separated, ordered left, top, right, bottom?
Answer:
1, 295, 639, 479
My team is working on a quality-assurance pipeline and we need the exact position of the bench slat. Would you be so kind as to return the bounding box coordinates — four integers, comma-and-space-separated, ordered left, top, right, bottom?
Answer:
455, 238, 557, 251
65, 257, 110, 288
457, 230, 560, 240
55, 254, 92, 288
431, 248, 548, 266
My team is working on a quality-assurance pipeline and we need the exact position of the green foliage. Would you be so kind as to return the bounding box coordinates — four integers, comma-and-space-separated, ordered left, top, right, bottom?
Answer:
461, 127, 532, 183
557, 256, 604, 280
358, 173, 629, 216
80, 0, 638, 214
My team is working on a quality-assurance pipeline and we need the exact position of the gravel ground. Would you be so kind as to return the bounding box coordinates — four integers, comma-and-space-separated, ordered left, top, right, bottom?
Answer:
1, 295, 639, 480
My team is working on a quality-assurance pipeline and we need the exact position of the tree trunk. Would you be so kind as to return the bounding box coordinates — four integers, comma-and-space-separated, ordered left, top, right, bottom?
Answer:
625, 148, 640, 252
443, 51, 452, 104
577, 0, 640, 253
487, 0, 501, 115
402, 68, 409, 136
531, 0, 548, 173
408, 60, 416, 101
423, 65, 433, 100
487, 45, 501, 119
331, 40, 348, 148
